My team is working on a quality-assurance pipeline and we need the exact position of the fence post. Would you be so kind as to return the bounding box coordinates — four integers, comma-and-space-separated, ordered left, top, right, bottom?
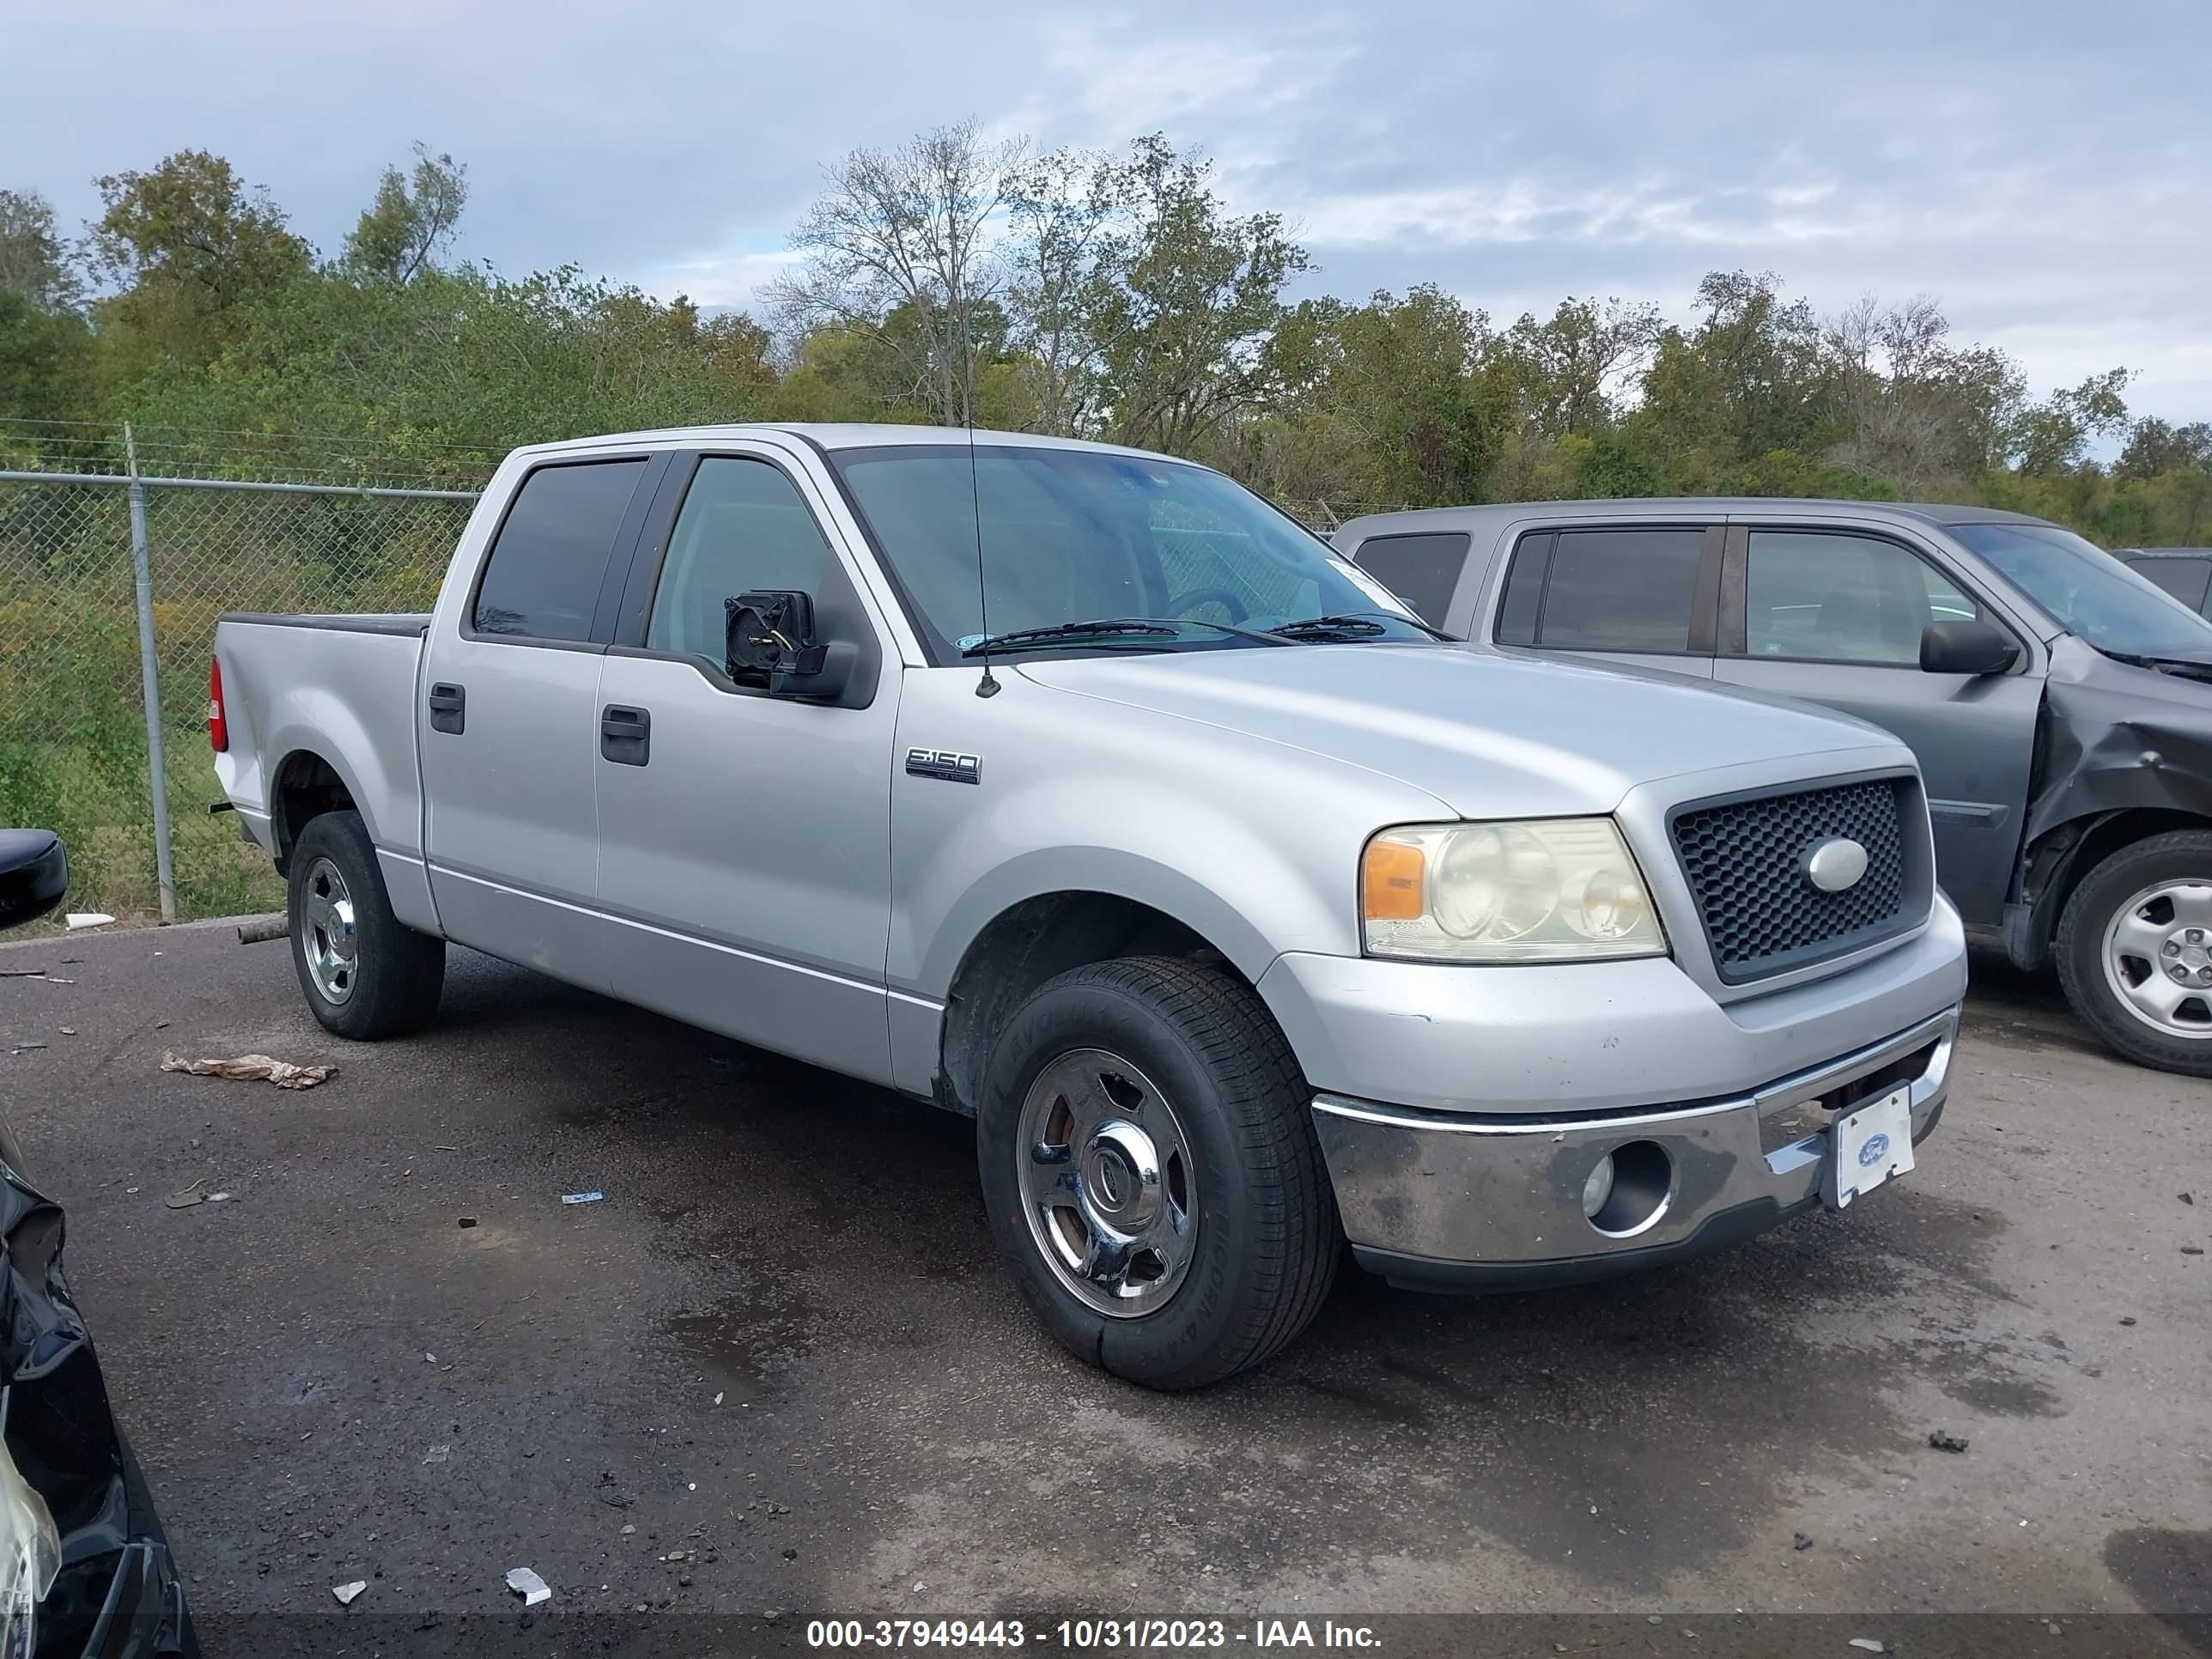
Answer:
124, 423, 178, 924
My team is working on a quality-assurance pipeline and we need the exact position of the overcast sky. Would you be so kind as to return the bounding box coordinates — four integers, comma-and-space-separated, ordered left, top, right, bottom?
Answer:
15, 0, 2210, 428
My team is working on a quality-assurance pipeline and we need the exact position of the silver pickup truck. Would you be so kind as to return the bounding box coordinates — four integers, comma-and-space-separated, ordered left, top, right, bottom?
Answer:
211, 424, 1967, 1388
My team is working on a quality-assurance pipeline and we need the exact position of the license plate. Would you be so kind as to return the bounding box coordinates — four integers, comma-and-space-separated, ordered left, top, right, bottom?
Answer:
1823, 1086, 1915, 1210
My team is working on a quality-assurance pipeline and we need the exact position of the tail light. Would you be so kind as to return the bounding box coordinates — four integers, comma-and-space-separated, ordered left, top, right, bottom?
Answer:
209, 657, 228, 753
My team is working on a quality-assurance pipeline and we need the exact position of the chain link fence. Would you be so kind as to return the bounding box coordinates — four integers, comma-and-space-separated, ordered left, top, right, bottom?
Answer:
0, 428, 482, 922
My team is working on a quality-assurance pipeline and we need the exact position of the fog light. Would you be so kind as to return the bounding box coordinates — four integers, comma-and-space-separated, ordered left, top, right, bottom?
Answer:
1581, 1153, 1616, 1219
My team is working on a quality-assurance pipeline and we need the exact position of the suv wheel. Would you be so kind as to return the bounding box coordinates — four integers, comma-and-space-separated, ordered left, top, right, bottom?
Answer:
288, 810, 446, 1041
2057, 830, 2212, 1076
976, 955, 1339, 1389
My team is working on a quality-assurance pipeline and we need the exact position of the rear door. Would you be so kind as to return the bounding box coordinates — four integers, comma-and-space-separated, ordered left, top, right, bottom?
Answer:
590, 445, 901, 1085
419, 453, 664, 983
1489, 521, 1723, 678
1711, 522, 2043, 927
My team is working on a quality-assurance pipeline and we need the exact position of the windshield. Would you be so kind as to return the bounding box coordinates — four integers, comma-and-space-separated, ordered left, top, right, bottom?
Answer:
1953, 521, 2212, 660
829, 444, 1427, 659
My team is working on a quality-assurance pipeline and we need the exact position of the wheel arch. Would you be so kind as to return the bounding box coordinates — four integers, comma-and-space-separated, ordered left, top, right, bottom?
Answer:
2008, 806, 2212, 969
268, 748, 363, 874
934, 890, 1249, 1117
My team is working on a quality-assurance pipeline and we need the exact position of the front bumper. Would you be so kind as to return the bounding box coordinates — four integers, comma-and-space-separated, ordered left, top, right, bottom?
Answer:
1313, 1006, 1959, 1292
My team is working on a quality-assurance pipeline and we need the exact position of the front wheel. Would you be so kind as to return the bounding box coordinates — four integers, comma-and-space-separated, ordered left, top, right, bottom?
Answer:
2056, 830, 2212, 1076
288, 810, 445, 1041
976, 956, 1339, 1389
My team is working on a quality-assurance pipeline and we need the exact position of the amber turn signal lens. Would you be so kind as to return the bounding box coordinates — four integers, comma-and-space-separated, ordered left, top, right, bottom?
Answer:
1362, 836, 1425, 921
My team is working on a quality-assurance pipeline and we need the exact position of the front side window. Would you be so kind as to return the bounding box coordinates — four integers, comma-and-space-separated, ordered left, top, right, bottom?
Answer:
828, 445, 1426, 659
1534, 528, 1705, 652
472, 459, 647, 641
1745, 531, 1983, 665
646, 457, 838, 662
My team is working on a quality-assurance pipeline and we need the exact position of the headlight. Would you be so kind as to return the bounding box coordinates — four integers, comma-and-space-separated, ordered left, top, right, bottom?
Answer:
1362, 818, 1667, 963
0, 1444, 58, 1659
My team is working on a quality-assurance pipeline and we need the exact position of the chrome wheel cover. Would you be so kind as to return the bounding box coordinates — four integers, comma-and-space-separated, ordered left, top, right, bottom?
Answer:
299, 856, 360, 1006
1016, 1048, 1198, 1318
2101, 879, 2212, 1040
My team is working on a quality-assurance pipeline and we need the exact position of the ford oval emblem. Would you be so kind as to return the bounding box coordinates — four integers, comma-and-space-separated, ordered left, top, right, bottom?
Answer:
1857, 1133, 1892, 1166
1805, 837, 1869, 893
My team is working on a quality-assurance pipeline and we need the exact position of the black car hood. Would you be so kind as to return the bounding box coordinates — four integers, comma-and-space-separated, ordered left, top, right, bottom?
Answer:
0, 1143, 190, 1655
2028, 634, 2212, 843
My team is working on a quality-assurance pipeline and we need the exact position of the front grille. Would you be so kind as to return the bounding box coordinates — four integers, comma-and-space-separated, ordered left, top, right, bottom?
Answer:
1670, 777, 1916, 983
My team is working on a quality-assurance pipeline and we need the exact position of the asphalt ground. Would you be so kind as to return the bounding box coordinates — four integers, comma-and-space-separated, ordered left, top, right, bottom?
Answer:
0, 921, 2204, 1657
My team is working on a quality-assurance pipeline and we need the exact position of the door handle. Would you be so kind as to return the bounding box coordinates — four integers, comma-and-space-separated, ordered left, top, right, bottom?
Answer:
428, 682, 465, 735
600, 704, 651, 766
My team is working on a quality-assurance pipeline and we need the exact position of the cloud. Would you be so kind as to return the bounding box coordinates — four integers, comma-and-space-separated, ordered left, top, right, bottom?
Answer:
12, 0, 2208, 422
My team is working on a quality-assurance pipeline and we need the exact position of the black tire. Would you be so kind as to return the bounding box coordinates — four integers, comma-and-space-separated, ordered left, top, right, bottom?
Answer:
287, 810, 445, 1040
976, 955, 1339, 1389
2056, 829, 2212, 1076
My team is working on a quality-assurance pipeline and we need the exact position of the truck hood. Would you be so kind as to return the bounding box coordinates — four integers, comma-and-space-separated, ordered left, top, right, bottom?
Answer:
1017, 644, 1900, 819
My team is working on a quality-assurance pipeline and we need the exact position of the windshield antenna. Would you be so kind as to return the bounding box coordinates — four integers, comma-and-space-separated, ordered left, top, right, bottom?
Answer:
959, 277, 999, 699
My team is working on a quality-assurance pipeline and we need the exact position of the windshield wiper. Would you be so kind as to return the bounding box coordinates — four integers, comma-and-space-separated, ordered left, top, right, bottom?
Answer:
959, 617, 1291, 658
1268, 611, 1459, 642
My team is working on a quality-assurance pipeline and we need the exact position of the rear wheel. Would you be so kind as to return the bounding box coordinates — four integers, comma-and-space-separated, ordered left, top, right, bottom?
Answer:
2057, 830, 2212, 1076
288, 810, 445, 1040
977, 956, 1338, 1389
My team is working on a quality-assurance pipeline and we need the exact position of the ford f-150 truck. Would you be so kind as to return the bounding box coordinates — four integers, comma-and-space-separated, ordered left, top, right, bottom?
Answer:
211, 425, 1967, 1389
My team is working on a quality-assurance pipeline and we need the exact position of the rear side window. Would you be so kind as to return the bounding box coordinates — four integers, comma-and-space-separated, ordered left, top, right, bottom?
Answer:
1527, 528, 1707, 652
472, 459, 647, 641
2129, 556, 2212, 614
1350, 532, 1469, 627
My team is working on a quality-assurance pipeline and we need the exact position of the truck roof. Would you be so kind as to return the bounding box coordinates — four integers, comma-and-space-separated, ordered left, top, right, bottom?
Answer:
1334, 497, 2062, 542
507, 422, 1189, 465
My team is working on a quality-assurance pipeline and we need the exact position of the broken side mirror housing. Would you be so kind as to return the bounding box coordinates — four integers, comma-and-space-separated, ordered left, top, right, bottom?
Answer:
1920, 619, 2021, 677
724, 590, 854, 700
0, 830, 68, 933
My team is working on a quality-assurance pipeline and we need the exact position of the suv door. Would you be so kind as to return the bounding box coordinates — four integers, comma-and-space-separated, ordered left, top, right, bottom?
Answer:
1489, 522, 1723, 678
420, 453, 663, 982
591, 447, 901, 1085
1711, 523, 2043, 927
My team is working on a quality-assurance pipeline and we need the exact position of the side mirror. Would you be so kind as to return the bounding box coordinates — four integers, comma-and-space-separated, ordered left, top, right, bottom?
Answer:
1920, 620, 2020, 677
0, 830, 68, 933
725, 590, 851, 699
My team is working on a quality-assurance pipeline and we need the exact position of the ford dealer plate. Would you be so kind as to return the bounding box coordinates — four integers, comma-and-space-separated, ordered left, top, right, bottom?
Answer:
1823, 1086, 1915, 1210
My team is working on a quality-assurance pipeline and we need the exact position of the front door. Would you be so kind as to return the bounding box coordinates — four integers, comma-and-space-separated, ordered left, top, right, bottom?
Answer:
1712, 524, 2043, 927
592, 448, 901, 1084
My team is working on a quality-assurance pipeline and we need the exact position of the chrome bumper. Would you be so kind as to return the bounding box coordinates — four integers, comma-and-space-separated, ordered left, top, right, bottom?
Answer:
1312, 1006, 1959, 1292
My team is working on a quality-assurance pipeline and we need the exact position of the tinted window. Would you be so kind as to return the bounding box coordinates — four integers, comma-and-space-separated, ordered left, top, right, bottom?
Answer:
647, 458, 838, 660
1352, 532, 1469, 627
1495, 533, 1550, 645
1745, 531, 1981, 665
473, 460, 646, 641
2127, 556, 2212, 614
1536, 529, 1705, 651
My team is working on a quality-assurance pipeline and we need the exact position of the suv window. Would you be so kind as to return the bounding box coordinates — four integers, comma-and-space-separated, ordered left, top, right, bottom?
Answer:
1518, 528, 1706, 652
472, 459, 647, 641
647, 457, 838, 661
2128, 556, 2212, 614
1745, 530, 1981, 664
1351, 532, 1468, 627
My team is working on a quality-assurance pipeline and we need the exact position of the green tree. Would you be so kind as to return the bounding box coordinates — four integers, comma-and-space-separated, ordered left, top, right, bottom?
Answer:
0, 188, 83, 312
343, 145, 469, 283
